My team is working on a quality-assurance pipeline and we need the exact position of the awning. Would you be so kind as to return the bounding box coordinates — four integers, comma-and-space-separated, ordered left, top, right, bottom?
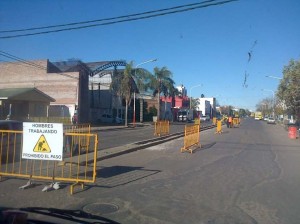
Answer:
0, 88, 55, 102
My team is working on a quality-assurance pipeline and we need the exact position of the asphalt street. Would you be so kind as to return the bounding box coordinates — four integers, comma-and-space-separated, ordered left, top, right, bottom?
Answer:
1, 118, 300, 224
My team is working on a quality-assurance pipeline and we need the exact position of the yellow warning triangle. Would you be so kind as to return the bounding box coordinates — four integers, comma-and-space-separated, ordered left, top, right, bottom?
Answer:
33, 134, 51, 153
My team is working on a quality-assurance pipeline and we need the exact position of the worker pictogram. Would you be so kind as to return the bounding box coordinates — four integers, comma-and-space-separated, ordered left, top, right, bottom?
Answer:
33, 134, 51, 153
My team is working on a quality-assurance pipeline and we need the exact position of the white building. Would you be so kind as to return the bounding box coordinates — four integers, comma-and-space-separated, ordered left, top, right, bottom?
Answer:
196, 97, 216, 117
176, 84, 187, 97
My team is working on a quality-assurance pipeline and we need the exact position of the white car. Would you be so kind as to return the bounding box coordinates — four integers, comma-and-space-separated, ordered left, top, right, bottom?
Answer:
267, 117, 276, 124
200, 116, 210, 121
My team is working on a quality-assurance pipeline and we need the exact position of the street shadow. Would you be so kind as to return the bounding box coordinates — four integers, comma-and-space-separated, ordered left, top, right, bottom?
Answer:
201, 142, 217, 150
187, 142, 217, 153
98, 165, 144, 178
79, 166, 161, 193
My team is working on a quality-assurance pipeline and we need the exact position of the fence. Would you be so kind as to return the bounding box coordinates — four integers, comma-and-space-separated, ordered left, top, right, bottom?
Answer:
0, 128, 98, 195
181, 124, 200, 153
154, 120, 170, 136
64, 123, 91, 134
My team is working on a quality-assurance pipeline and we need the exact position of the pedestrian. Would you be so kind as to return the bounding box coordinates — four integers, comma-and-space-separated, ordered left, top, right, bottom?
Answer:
228, 116, 233, 128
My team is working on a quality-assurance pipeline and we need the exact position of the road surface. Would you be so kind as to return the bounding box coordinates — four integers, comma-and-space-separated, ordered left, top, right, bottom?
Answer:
0, 118, 299, 224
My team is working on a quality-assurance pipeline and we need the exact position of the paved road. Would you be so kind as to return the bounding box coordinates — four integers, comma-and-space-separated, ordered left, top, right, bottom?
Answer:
96, 121, 213, 150
1, 118, 299, 223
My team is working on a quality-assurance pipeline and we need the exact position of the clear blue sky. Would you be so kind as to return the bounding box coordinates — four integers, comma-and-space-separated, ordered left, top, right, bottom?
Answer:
1, 0, 299, 111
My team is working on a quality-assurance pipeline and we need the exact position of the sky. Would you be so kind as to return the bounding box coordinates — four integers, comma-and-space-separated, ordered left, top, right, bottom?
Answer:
0, 0, 299, 111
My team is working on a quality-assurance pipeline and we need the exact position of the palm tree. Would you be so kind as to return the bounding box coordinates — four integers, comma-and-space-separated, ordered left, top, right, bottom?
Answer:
148, 66, 174, 121
110, 61, 151, 126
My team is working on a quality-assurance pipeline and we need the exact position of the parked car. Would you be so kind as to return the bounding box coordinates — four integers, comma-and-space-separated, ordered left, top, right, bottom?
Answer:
267, 117, 276, 124
99, 114, 113, 123
0, 120, 23, 131
200, 116, 210, 121
115, 116, 125, 124
0, 120, 23, 163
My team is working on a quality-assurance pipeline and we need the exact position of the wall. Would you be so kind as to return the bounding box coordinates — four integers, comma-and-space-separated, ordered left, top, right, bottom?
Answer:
0, 60, 90, 122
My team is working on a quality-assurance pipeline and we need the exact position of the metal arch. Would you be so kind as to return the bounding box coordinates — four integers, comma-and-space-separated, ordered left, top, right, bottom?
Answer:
91, 60, 127, 76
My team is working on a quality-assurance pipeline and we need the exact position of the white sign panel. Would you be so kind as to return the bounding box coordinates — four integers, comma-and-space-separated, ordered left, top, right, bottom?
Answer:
22, 122, 63, 161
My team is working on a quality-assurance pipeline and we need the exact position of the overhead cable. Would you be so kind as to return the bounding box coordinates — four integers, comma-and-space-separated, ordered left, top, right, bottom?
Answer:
0, 0, 238, 39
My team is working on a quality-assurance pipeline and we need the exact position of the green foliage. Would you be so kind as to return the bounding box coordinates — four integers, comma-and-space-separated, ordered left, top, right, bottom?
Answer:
110, 61, 152, 126
190, 98, 200, 110
277, 59, 300, 119
147, 66, 174, 120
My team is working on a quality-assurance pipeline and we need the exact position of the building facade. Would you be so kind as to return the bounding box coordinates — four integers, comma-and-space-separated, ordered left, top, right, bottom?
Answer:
0, 60, 89, 123
197, 97, 216, 118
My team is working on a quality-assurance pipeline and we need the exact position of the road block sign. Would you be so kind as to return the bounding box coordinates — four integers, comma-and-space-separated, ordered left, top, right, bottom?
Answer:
22, 122, 63, 161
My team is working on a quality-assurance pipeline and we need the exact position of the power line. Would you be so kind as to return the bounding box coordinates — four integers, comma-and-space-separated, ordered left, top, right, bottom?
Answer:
0, 51, 46, 70
0, 50, 79, 79
0, 0, 238, 39
0, 0, 226, 33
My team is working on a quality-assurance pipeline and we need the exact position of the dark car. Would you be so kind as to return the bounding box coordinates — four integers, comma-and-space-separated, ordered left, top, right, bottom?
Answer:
0, 120, 23, 163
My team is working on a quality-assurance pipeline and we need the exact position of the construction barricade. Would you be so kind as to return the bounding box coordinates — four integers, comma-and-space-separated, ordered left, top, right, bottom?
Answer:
154, 120, 170, 136
232, 118, 240, 128
213, 117, 217, 125
181, 124, 200, 153
64, 123, 91, 134
215, 120, 223, 134
194, 118, 200, 125
0, 125, 98, 195
64, 124, 91, 157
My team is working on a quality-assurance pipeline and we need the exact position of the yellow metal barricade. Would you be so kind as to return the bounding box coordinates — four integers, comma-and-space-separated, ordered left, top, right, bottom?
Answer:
215, 120, 223, 134
154, 120, 170, 136
0, 129, 98, 195
64, 124, 91, 151
233, 118, 240, 128
194, 118, 200, 125
213, 117, 217, 125
64, 123, 91, 134
181, 124, 200, 153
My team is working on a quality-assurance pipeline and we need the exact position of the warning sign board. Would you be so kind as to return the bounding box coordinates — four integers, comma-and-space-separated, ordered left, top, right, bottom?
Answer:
22, 122, 63, 161
33, 135, 51, 153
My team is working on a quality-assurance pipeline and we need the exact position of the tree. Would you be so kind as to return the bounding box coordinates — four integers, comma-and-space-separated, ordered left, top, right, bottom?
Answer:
147, 66, 174, 121
256, 97, 274, 116
110, 61, 151, 126
277, 59, 300, 120
190, 98, 200, 110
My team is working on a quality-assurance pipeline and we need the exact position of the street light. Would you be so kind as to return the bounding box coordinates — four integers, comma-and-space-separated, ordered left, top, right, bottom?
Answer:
189, 84, 203, 109
262, 89, 275, 118
133, 59, 157, 127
